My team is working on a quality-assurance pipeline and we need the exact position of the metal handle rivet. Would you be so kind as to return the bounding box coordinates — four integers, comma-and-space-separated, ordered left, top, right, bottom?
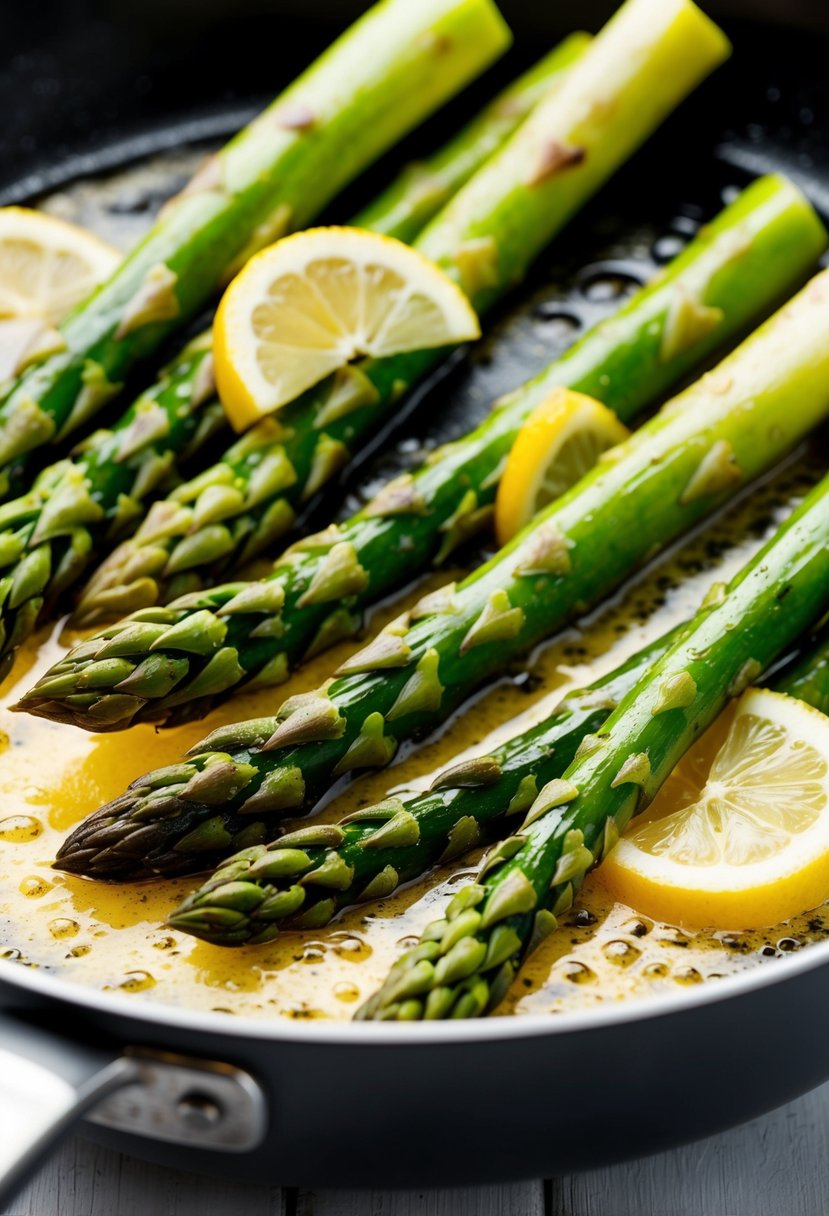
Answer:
176, 1092, 223, 1130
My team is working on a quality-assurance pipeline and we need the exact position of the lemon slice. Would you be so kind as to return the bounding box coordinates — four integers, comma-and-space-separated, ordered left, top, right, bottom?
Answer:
0, 207, 120, 382
602, 688, 829, 930
213, 226, 480, 429
494, 388, 629, 546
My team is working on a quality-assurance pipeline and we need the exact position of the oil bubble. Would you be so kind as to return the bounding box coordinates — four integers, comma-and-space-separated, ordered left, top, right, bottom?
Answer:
602, 939, 641, 968
19, 875, 53, 898
332, 935, 371, 962
111, 970, 156, 993
0, 816, 43, 843
623, 918, 652, 938
673, 966, 703, 985
561, 961, 596, 985
48, 918, 79, 939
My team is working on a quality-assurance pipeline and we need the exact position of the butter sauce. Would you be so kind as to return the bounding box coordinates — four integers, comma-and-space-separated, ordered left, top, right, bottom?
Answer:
1, 452, 826, 1021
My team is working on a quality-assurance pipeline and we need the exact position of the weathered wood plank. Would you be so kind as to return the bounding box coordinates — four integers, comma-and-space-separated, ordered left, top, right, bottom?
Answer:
4, 1084, 829, 1216
292, 1182, 545, 1216
2, 1137, 286, 1216
549, 1083, 829, 1216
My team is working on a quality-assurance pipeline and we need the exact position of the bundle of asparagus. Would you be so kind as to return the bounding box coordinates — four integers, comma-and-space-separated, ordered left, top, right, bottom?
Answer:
23, 173, 822, 728
357, 32, 590, 243
0, 35, 589, 683
0, 0, 511, 474
0, 340, 223, 679
169, 628, 682, 943
66, 0, 730, 630
358, 473, 829, 1019
52, 267, 829, 880
169, 594, 829, 950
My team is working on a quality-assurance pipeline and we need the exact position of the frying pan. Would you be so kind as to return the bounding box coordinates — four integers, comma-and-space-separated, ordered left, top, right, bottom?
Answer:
2, 0, 829, 1203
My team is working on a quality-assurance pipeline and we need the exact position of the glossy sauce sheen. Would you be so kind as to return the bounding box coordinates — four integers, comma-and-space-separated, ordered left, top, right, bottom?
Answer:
1, 456, 826, 1021
3, 152, 829, 1022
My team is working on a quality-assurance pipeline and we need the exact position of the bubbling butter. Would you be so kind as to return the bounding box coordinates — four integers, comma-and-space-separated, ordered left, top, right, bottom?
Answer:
0, 456, 826, 1021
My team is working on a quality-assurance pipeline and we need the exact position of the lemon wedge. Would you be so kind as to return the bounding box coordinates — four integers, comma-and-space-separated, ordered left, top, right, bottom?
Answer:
494, 388, 629, 546
602, 688, 829, 930
213, 226, 480, 429
0, 207, 120, 381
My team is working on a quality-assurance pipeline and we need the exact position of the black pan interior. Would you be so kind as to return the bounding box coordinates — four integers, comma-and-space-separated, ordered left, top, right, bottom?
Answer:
1, 2, 829, 1004
0, 8, 829, 1195
2, 1, 828, 205
4, 4, 829, 206
5, 11, 826, 535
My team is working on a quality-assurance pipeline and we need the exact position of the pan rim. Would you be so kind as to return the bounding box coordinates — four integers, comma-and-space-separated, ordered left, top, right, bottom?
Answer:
3, 920, 829, 1046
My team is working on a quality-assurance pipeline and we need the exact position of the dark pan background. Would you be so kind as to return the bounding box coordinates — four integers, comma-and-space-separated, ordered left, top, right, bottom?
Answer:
1, 0, 828, 599
1, 0, 829, 1195
4, 0, 829, 492
2, 0, 829, 209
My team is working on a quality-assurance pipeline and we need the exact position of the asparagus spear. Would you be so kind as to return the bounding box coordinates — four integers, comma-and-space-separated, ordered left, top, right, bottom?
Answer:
0, 339, 225, 682
170, 614, 829, 947
52, 267, 829, 880
775, 628, 829, 712
68, 0, 730, 627
0, 39, 591, 676
354, 33, 590, 243
25, 173, 815, 731
0, 0, 511, 474
358, 474, 829, 1020
169, 628, 681, 944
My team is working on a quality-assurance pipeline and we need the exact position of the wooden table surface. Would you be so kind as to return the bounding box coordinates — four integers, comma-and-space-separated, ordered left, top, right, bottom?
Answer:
4, 1081, 827, 1216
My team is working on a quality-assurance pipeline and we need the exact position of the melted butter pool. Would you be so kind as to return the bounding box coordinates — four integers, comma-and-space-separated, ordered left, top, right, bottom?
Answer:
1, 454, 827, 1021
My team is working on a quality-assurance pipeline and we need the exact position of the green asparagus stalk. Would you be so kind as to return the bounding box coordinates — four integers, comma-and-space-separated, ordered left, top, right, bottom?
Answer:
52, 267, 829, 880
0, 0, 511, 474
0, 38, 592, 677
774, 627, 829, 712
353, 33, 590, 242
67, 0, 730, 627
25, 173, 812, 732
170, 586, 829, 947
0, 338, 224, 682
358, 474, 829, 1020
171, 615, 829, 947
168, 627, 681, 944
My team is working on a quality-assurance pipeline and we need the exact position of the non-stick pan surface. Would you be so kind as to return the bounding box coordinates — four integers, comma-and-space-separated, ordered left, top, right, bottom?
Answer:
4, 932, 829, 1191
2, 2, 829, 1203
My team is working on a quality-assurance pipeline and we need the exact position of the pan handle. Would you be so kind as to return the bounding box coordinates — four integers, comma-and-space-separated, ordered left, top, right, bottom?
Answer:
0, 1013, 137, 1203
0, 1011, 267, 1206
